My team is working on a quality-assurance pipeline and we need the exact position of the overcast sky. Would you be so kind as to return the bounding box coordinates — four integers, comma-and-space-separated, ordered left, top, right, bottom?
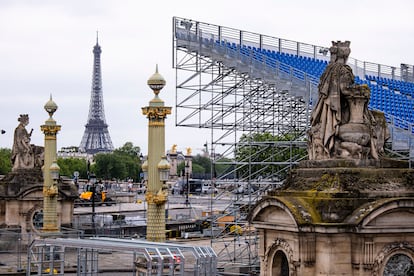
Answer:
0, 0, 413, 155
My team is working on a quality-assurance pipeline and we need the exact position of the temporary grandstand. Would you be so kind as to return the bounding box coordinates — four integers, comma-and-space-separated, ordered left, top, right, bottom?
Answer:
173, 16, 414, 274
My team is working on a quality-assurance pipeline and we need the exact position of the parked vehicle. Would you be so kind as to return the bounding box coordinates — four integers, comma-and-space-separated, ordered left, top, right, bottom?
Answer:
202, 181, 218, 194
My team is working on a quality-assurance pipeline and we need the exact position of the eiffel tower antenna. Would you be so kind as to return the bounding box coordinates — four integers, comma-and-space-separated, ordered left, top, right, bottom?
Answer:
79, 35, 114, 154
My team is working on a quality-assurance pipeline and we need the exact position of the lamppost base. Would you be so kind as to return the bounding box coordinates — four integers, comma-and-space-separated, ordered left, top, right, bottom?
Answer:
39, 230, 62, 239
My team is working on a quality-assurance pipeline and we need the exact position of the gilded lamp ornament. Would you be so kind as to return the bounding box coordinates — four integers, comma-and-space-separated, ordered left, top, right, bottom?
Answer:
43, 161, 60, 197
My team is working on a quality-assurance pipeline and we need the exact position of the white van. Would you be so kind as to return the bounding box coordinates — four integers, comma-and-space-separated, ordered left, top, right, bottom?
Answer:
202, 181, 218, 194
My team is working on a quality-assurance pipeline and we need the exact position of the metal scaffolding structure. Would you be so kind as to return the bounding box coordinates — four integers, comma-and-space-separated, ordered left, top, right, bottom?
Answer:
173, 17, 316, 273
172, 16, 414, 273
173, 16, 316, 176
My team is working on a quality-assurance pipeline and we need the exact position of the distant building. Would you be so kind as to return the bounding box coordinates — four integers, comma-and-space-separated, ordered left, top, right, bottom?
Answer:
58, 146, 90, 160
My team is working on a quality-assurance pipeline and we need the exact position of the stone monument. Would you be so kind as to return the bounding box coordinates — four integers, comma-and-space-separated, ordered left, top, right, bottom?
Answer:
0, 113, 77, 239
169, 144, 178, 180
11, 114, 44, 172
249, 41, 414, 275
308, 41, 389, 161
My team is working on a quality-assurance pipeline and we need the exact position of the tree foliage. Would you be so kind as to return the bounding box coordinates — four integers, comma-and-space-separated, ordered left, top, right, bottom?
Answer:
192, 155, 211, 174
177, 155, 208, 178
113, 142, 141, 158
0, 142, 143, 181
0, 148, 12, 174
192, 163, 205, 174
235, 132, 307, 180
177, 161, 186, 177
177, 154, 232, 179
214, 157, 233, 178
93, 142, 142, 181
57, 157, 88, 178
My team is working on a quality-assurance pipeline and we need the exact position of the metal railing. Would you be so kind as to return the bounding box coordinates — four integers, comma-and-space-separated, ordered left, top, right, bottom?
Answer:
28, 237, 217, 276
0, 228, 83, 275
173, 16, 413, 82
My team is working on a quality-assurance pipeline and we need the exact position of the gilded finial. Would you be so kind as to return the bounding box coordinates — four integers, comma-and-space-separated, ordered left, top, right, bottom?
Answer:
171, 144, 177, 153
147, 65, 166, 95
44, 94, 58, 118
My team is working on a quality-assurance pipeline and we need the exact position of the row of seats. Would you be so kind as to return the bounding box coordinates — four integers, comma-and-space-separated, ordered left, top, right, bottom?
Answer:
213, 39, 414, 128
177, 32, 414, 130
366, 75, 414, 98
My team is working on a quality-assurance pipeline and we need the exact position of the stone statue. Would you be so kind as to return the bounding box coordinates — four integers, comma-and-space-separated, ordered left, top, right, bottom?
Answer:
11, 114, 44, 171
308, 41, 389, 160
171, 144, 177, 154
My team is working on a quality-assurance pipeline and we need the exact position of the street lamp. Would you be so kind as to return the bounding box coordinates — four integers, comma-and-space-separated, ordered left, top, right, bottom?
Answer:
158, 156, 170, 184
141, 158, 148, 219
158, 156, 170, 220
184, 161, 190, 206
90, 173, 97, 236
142, 159, 148, 182
142, 65, 171, 242
49, 161, 60, 183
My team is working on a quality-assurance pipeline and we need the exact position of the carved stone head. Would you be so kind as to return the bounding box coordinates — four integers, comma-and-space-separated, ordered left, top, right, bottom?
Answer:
18, 114, 29, 126
329, 40, 351, 62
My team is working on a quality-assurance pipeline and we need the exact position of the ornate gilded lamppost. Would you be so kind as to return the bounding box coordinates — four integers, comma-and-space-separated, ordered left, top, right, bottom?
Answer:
142, 66, 171, 242
41, 95, 61, 233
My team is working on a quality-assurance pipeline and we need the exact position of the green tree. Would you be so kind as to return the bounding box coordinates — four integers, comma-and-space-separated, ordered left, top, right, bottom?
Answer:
93, 142, 142, 181
192, 155, 211, 174
192, 163, 205, 174
114, 142, 141, 158
0, 148, 12, 174
235, 132, 307, 180
113, 142, 141, 179
177, 154, 233, 179
214, 157, 233, 178
94, 153, 124, 180
57, 157, 88, 178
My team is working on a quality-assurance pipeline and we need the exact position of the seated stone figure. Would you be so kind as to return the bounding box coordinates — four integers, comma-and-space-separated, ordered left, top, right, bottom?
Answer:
308, 41, 389, 160
11, 114, 44, 171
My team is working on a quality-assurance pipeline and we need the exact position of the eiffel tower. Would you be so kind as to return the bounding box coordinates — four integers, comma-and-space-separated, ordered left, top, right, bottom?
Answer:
79, 35, 114, 154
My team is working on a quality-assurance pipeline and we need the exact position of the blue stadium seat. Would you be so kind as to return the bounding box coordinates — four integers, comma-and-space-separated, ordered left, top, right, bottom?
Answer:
209, 38, 414, 125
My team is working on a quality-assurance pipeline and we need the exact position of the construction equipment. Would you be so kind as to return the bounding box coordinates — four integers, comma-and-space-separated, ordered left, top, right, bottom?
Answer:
77, 183, 115, 206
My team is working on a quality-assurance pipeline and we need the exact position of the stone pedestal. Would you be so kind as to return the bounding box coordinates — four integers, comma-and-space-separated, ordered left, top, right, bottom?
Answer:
249, 160, 414, 275
0, 168, 78, 241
